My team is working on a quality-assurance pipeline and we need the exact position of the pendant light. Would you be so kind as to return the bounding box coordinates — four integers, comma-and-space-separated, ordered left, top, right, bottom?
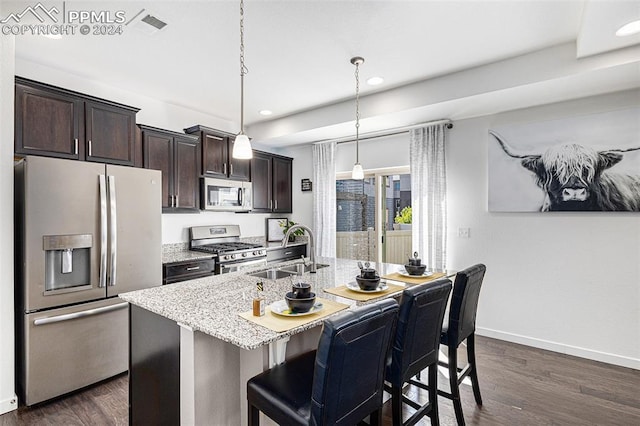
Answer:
351, 56, 364, 180
232, 0, 253, 159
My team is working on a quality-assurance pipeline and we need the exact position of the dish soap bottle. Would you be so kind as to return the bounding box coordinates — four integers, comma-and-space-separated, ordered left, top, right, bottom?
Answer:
252, 281, 265, 316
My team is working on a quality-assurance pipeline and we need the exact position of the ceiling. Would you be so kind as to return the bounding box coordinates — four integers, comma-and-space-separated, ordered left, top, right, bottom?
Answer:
8, 0, 640, 147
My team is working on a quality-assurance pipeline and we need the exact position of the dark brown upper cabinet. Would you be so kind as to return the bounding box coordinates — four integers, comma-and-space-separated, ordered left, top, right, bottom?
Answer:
184, 125, 250, 181
141, 125, 200, 213
15, 77, 139, 166
251, 151, 292, 213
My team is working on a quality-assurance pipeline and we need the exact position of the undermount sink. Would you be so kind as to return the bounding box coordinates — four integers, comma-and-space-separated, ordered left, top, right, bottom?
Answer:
247, 269, 294, 280
247, 263, 330, 280
279, 263, 330, 274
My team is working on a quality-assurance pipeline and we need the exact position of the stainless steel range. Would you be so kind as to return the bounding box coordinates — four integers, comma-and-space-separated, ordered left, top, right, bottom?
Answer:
189, 225, 267, 274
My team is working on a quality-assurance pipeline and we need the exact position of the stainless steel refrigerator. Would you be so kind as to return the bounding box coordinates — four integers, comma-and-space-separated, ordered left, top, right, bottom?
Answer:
15, 155, 162, 406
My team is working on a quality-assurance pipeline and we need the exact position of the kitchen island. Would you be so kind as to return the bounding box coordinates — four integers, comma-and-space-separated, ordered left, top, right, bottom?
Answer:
119, 257, 418, 425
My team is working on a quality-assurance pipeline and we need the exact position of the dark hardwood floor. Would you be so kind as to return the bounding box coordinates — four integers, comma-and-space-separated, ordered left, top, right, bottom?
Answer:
2, 336, 638, 425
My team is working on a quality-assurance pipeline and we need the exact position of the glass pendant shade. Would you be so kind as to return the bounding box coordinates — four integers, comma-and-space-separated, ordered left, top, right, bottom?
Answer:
233, 133, 253, 159
351, 162, 364, 180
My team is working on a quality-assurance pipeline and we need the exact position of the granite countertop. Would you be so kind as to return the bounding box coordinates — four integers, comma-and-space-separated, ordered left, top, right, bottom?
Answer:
162, 243, 215, 264
161, 238, 308, 264
119, 257, 409, 351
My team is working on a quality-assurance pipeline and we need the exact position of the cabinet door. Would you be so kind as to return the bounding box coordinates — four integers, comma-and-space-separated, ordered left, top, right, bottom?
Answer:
273, 156, 292, 213
201, 132, 227, 178
15, 83, 82, 160
85, 101, 136, 166
228, 137, 251, 181
251, 152, 273, 212
143, 131, 174, 209
174, 137, 200, 211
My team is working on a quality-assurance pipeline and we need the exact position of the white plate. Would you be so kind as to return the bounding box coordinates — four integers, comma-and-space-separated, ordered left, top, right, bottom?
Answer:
346, 281, 389, 293
270, 300, 324, 317
398, 270, 434, 278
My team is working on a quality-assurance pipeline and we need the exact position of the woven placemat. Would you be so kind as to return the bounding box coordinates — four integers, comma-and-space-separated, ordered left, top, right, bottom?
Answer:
239, 297, 349, 333
381, 271, 446, 285
323, 282, 406, 302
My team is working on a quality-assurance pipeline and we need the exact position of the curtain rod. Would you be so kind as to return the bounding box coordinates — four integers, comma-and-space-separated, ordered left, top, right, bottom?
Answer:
313, 119, 453, 145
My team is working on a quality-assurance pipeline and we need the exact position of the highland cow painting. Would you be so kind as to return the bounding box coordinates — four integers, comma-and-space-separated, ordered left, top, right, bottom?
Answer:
488, 108, 640, 212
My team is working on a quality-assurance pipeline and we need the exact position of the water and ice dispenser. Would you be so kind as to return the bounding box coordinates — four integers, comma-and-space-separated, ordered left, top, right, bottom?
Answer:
43, 234, 93, 293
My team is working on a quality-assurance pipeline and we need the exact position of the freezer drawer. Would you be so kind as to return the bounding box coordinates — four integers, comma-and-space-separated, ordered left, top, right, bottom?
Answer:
18, 298, 129, 406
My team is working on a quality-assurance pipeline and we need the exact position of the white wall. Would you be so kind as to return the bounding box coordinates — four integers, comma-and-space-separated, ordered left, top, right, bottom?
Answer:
0, 26, 18, 414
448, 90, 639, 368
315, 89, 640, 368
15, 58, 236, 135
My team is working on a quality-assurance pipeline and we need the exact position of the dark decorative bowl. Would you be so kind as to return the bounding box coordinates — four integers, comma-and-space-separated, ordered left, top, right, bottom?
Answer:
404, 263, 427, 276
355, 275, 381, 291
285, 291, 316, 313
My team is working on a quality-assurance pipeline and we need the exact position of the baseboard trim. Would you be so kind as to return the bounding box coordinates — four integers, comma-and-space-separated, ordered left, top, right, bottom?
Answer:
476, 327, 640, 370
0, 393, 18, 415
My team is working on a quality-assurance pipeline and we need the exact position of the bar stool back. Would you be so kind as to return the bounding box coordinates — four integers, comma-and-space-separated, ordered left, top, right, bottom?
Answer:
385, 278, 452, 426
439, 263, 486, 426
247, 298, 399, 426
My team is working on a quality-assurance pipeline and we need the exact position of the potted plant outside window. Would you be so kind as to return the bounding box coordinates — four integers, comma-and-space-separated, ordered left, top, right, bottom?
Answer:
393, 206, 412, 230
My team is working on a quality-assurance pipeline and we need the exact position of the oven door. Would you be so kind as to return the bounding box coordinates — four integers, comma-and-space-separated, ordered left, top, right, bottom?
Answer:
218, 258, 267, 274
201, 177, 251, 211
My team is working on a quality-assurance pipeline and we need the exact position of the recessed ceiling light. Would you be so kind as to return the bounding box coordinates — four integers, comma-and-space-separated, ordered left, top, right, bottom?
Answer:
259, 110, 273, 116
366, 76, 384, 86
616, 19, 640, 37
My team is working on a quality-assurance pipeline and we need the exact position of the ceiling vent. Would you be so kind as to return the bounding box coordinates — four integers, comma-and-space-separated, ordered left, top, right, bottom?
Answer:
127, 9, 168, 35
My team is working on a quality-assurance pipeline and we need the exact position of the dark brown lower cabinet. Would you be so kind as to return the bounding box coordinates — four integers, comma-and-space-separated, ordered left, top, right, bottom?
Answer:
129, 305, 180, 426
141, 125, 200, 212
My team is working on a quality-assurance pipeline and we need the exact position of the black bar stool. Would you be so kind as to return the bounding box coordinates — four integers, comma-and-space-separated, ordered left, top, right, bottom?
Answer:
385, 278, 453, 426
438, 264, 486, 426
247, 298, 399, 426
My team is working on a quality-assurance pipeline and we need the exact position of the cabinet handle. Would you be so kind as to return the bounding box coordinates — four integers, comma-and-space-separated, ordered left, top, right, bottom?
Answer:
223, 163, 227, 175
205, 170, 216, 175
207, 135, 224, 141
88, 140, 92, 157
174, 194, 178, 208
186, 266, 200, 271
230, 164, 233, 175
169, 195, 173, 207
275, 200, 278, 210
74, 138, 78, 155
269, 200, 273, 210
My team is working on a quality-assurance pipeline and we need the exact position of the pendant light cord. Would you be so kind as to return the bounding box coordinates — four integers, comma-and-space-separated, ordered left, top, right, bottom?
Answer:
239, 0, 249, 134
355, 60, 360, 163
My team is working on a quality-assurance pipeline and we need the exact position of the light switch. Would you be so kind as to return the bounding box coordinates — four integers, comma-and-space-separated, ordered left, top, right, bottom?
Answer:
457, 227, 470, 239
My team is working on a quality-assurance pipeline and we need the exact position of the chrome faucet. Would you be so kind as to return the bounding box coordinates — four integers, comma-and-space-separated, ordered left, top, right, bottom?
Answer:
282, 224, 316, 273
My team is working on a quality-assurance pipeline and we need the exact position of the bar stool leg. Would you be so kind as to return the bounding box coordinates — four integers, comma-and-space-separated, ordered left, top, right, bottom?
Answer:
428, 364, 440, 426
448, 345, 465, 426
467, 333, 483, 406
248, 403, 260, 426
391, 385, 403, 425
370, 408, 382, 426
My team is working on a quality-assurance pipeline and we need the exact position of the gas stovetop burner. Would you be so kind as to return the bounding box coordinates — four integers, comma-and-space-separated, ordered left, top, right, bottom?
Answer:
191, 242, 262, 254
189, 225, 267, 265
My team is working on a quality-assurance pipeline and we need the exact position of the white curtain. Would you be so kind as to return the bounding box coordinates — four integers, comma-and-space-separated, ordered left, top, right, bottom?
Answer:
312, 142, 337, 257
410, 124, 447, 270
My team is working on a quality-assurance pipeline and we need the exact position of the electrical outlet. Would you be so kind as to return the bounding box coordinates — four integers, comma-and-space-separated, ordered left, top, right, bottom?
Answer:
457, 227, 470, 238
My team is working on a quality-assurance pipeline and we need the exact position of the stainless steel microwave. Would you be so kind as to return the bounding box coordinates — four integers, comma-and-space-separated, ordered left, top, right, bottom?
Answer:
201, 177, 252, 212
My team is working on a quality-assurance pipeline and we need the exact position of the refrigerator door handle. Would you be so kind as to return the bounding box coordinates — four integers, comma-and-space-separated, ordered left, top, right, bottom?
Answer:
99, 175, 108, 288
108, 175, 117, 286
33, 302, 129, 326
